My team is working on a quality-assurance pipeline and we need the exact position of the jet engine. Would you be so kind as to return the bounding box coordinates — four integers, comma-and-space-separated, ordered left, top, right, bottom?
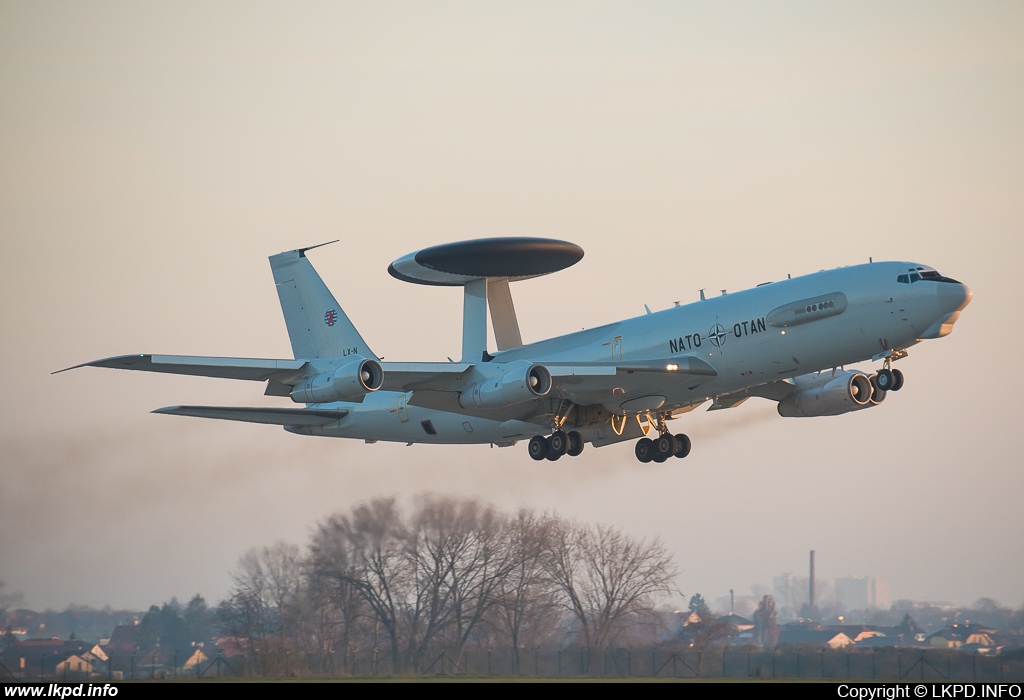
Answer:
290, 358, 384, 404
777, 370, 874, 418
459, 362, 552, 409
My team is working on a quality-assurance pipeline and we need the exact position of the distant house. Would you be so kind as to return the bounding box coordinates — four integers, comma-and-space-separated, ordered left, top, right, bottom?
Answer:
821, 625, 886, 643
81, 644, 108, 665
778, 629, 855, 648
0, 638, 65, 675
721, 614, 754, 632
104, 624, 141, 656
179, 647, 209, 674
55, 654, 94, 677
928, 624, 996, 649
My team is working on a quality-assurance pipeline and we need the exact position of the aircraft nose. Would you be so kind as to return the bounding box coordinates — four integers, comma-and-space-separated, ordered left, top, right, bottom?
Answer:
937, 282, 972, 315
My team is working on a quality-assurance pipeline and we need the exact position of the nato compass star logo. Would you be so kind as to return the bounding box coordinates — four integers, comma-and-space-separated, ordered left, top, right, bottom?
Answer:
324, 309, 338, 327
708, 322, 727, 348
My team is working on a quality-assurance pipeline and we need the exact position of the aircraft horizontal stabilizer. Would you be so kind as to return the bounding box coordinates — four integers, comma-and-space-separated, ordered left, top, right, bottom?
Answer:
153, 405, 348, 426
56, 354, 307, 382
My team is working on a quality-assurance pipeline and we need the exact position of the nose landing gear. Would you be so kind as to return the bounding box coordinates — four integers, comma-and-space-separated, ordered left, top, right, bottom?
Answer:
875, 353, 906, 392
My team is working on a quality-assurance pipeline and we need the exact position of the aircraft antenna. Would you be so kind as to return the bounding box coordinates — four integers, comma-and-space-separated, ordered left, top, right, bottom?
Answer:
644, 304, 652, 315
699, 289, 706, 301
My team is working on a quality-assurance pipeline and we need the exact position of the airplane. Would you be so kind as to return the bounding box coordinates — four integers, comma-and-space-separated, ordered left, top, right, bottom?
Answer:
59, 237, 972, 462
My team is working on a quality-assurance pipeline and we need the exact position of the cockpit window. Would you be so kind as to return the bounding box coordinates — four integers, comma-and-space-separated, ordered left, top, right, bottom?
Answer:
898, 268, 961, 284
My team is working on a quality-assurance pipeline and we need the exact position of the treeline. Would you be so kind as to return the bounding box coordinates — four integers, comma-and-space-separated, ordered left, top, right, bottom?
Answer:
215, 496, 677, 675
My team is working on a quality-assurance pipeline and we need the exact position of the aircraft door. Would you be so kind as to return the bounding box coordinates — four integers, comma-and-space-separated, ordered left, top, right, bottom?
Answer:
602, 335, 623, 361
397, 394, 409, 423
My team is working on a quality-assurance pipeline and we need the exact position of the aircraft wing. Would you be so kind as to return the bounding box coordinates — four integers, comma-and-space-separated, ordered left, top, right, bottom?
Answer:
709, 379, 798, 407
153, 405, 348, 426
402, 357, 717, 415
378, 362, 473, 391
544, 357, 717, 405
56, 354, 308, 382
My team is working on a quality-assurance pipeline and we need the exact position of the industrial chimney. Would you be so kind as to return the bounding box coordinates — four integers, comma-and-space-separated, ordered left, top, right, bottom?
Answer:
809, 550, 816, 612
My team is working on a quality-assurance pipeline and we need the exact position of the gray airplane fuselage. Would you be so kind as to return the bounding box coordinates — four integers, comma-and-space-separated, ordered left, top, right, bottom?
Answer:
294, 261, 970, 445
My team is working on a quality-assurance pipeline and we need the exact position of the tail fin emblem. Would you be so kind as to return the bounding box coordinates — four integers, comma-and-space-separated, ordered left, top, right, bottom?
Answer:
324, 309, 338, 327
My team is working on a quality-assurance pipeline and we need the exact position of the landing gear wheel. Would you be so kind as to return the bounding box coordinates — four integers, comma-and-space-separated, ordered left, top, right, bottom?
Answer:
635, 438, 654, 463
652, 452, 668, 463
891, 368, 905, 392
567, 431, 584, 457
869, 375, 887, 403
549, 430, 570, 456
876, 368, 894, 391
528, 435, 549, 461
674, 434, 691, 459
546, 450, 562, 461
655, 434, 678, 459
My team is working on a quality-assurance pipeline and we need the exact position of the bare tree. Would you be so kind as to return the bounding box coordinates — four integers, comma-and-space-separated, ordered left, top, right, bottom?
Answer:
494, 511, 560, 673
753, 594, 779, 647
305, 521, 371, 674
307, 497, 436, 673
0, 580, 23, 625
412, 496, 517, 664
218, 541, 302, 675
679, 611, 737, 650
545, 520, 677, 663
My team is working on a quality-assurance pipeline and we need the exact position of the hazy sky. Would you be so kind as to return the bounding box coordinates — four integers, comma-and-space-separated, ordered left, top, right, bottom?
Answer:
2, 1, 1022, 613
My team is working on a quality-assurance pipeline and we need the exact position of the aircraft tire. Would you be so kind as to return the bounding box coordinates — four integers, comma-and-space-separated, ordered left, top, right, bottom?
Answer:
567, 431, 584, 457
652, 452, 668, 463
655, 434, 678, 458
876, 368, 894, 391
545, 450, 562, 461
528, 435, 549, 461
635, 438, 654, 463
674, 434, 691, 458
891, 368, 905, 391
549, 430, 570, 456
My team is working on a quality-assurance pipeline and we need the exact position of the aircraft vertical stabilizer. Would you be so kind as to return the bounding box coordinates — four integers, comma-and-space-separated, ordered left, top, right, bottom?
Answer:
269, 245, 376, 360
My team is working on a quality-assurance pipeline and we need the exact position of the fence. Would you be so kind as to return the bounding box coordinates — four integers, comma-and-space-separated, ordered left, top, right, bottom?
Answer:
6, 647, 1023, 681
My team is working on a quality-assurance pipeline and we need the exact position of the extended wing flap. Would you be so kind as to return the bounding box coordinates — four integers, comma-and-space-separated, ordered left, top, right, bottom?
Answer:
711, 379, 797, 407
378, 362, 473, 392
546, 357, 717, 405
154, 405, 348, 426
57, 354, 308, 382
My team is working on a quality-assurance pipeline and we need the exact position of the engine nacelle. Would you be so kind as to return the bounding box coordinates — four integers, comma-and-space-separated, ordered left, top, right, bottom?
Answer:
459, 362, 552, 410
777, 370, 874, 418
867, 373, 887, 406
290, 358, 384, 404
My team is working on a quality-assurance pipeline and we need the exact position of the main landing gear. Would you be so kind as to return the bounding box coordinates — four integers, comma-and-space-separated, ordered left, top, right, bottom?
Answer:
635, 414, 690, 463
529, 401, 585, 462
528, 430, 585, 461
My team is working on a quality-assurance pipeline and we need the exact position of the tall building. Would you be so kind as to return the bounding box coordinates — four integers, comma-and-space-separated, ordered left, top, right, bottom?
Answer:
835, 576, 889, 611
773, 573, 810, 619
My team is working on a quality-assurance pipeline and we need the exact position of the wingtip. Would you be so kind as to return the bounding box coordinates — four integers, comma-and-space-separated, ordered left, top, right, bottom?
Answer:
52, 361, 96, 375
53, 354, 152, 375
297, 240, 340, 258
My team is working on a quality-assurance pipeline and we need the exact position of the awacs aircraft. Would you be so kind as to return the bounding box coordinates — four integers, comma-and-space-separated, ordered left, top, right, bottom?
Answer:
60, 238, 972, 462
